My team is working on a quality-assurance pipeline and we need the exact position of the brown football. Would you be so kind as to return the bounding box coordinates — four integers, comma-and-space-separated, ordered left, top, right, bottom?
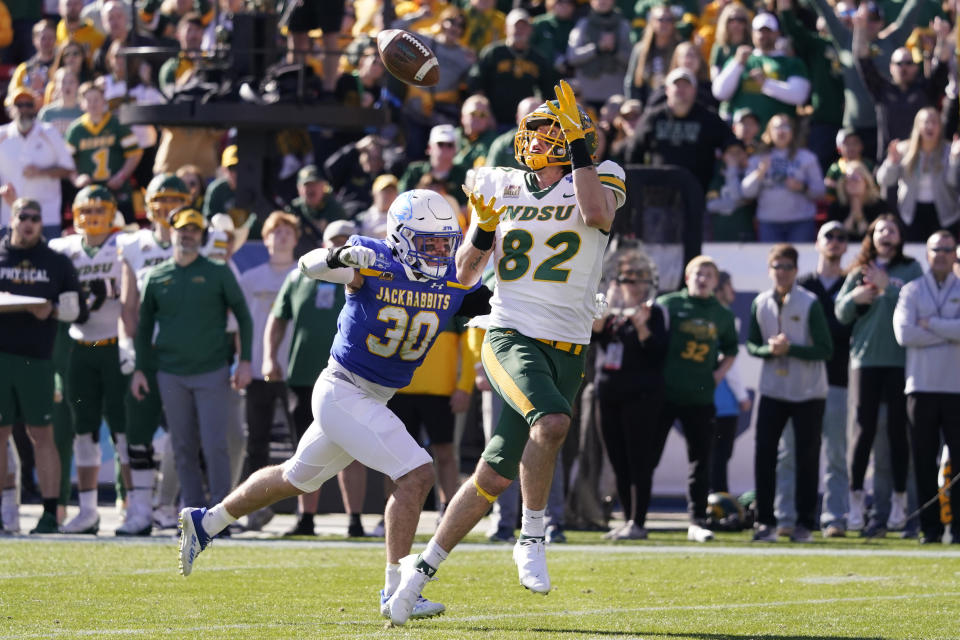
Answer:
376, 29, 440, 87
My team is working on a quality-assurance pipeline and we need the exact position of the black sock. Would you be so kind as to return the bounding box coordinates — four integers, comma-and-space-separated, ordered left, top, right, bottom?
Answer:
42, 498, 57, 516
349, 513, 362, 527
298, 513, 314, 527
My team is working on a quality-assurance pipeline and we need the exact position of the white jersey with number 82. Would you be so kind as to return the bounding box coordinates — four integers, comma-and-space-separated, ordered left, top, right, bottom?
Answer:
473, 161, 626, 344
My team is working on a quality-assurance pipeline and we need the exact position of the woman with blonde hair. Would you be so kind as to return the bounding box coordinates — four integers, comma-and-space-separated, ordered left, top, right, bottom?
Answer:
645, 41, 718, 110
624, 4, 680, 104
876, 106, 960, 242
742, 113, 825, 241
710, 3, 751, 80
43, 40, 93, 105
828, 160, 891, 239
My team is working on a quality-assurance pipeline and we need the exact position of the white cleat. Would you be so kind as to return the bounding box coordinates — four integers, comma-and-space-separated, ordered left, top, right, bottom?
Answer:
513, 537, 551, 594
178, 507, 212, 577
887, 491, 907, 531
687, 524, 715, 542
387, 555, 436, 625
153, 505, 179, 529
61, 509, 100, 534
380, 589, 445, 619
848, 490, 866, 531
116, 509, 152, 537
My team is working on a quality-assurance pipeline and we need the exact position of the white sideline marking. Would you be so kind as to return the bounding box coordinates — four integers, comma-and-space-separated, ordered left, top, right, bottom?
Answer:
7, 536, 960, 558
2, 591, 958, 638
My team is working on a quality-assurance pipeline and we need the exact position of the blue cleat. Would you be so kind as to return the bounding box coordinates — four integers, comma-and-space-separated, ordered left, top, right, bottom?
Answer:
178, 507, 212, 576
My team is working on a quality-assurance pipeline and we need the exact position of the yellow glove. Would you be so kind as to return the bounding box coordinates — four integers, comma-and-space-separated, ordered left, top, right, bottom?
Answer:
469, 191, 506, 232
545, 79, 585, 143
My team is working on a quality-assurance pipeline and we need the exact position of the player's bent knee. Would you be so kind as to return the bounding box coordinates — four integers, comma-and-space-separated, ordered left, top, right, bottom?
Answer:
280, 458, 333, 494
396, 463, 434, 495
476, 461, 512, 496
532, 413, 570, 444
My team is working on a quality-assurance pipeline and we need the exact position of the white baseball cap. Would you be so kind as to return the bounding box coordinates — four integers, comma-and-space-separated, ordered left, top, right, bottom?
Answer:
752, 13, 779, 31
428, 124, 458, 147
665, 67, 696, 86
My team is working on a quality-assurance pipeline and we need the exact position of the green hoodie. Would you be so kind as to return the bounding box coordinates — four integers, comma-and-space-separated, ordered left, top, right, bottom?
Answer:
835, 257, 922, 369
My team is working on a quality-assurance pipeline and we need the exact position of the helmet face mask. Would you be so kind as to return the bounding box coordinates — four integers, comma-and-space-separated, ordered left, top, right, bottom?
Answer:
514, 101, 599, 171
73, 185, 117, 235
386, 189, 462, 280
146, 174, 190, 226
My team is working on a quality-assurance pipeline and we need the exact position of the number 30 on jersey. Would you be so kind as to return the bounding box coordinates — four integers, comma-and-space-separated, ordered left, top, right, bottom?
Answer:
366, 305, 439, 361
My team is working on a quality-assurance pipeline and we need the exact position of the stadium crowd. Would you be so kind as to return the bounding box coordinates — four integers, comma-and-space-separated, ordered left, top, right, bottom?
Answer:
0, 0, 957, 546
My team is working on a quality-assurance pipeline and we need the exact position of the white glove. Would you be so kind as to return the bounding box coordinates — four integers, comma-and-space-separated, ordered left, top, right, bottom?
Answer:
119, 337, 136, 375
593, 293, 608, 319
338, 246, 376, 270
57, 291, 80, 323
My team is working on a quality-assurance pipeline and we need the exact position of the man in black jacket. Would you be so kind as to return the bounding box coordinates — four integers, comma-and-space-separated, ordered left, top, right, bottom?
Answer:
625, 68, 739, 194
854, 14, 951, 159
794, 221, 853, 537
0, 198, 86, 534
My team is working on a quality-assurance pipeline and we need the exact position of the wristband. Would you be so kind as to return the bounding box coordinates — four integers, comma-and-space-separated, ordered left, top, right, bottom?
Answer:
326, 245, 348, 269
569, 138, 592, 170
471, 227, 495, 251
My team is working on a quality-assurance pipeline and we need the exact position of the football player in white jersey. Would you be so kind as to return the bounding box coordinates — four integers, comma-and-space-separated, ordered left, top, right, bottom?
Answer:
49, 186, 130, 534
386, 80, 625, 624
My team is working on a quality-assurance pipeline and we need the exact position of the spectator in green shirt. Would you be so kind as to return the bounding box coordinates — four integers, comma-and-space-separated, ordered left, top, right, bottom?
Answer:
284, 164, 347, 258
454, 94, 499, 173
711, 12, 810, 128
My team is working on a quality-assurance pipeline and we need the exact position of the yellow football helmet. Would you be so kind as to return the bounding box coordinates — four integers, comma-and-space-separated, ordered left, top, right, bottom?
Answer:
145, 173, 191, 226
514, 100, 599, 171
73, 185, 117, 235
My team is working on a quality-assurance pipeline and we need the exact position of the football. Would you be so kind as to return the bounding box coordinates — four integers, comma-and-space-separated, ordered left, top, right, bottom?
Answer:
376, 29, 440, 87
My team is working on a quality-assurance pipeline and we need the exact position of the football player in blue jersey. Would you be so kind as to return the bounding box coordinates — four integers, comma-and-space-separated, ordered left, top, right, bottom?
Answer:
177, 190, 491, 621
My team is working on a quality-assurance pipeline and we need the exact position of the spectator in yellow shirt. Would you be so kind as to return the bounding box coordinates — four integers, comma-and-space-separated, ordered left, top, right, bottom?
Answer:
56, 0, 105, 66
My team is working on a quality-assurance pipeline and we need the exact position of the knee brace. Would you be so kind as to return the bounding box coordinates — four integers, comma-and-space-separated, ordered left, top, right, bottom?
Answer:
113, 433, 129, 465
73, 433, 101, 467
127, 443, 155, 471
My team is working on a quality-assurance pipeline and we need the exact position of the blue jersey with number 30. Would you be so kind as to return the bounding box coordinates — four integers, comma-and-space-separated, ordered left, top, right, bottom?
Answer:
330, 236, 478, 388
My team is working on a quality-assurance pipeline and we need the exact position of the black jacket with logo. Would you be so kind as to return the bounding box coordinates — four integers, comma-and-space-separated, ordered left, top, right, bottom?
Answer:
0, 236, 86, 359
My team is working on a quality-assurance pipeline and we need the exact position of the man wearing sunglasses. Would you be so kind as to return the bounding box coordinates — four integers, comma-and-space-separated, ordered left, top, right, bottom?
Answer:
0, 87, 76, 240
893, 230, 960, 545
0, 198, 86, 535
792, 221, 854, 538
854, 13, 951, 163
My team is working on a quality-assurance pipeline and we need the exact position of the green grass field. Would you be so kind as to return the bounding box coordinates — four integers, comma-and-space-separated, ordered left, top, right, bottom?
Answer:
2, 532, 959, 639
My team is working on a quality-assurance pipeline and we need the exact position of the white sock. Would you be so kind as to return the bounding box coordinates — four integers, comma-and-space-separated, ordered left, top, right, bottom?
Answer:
201, 504, 237, 536
384, 563, 400, 597
1, 487, 16, 508
521, 507, 546, 538
420, 538, 449, 571
78, 489, 97, 513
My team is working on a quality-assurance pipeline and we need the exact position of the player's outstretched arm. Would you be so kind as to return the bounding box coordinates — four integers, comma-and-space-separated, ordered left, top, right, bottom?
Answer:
298, 246, 368, 288
456, 191, 505, 287
547, 80, 616, 231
